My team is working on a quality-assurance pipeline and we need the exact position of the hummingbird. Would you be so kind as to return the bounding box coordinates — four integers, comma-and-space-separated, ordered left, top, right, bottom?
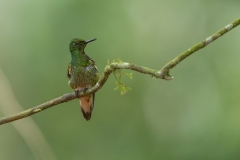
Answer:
67, 38, 99, 121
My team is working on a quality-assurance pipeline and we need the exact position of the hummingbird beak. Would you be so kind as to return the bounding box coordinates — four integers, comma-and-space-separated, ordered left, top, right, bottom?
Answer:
85, 38, 97, 44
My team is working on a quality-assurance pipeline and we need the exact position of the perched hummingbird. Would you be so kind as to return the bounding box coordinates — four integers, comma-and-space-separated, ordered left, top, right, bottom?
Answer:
67, 38, 99, 121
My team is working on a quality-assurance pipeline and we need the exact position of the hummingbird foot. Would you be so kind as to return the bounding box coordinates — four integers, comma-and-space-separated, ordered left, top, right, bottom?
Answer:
75, 90, 80, 97
75, 88, 88, 97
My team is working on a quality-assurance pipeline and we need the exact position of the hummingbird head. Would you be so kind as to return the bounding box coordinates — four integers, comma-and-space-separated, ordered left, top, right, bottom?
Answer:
69, 38, 96, 53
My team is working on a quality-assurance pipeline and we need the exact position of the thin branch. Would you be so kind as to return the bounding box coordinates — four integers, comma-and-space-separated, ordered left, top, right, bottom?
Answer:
0, 63, 160, 125
160, 18, 240, 80
0, 18, 240, 125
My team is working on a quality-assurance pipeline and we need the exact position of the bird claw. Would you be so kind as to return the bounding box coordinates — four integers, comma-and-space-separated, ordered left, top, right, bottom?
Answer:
83, 88, 88, 93
75, 90, 80, 97
75, 88, 88, 97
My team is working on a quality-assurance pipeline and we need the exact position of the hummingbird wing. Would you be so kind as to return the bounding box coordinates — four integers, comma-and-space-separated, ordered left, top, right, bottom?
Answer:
67, 63, 72, 79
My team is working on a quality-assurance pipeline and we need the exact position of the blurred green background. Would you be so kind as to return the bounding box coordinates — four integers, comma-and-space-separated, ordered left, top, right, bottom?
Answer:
1, 1, 240, 160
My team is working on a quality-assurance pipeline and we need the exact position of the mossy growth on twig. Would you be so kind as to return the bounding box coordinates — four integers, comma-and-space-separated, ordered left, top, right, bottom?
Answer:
110, 59, 132, 95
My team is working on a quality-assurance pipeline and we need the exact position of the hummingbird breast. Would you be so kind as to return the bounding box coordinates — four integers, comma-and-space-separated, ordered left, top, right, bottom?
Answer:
68, 65, 99, 90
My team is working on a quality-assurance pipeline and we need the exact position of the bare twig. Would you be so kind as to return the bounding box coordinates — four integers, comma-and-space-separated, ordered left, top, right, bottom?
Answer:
160, 18, 240, 80
0, 18, 240, 125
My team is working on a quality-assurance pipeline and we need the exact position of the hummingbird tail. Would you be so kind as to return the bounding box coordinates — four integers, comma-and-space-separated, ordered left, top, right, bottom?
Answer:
79, 94, 95, 121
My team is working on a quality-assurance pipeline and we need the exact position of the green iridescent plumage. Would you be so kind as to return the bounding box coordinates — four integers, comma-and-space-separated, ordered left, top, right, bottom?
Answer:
67, 38, 99, 120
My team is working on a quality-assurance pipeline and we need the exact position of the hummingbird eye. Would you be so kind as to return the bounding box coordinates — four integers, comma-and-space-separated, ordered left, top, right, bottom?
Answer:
73, 42, 78, 46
